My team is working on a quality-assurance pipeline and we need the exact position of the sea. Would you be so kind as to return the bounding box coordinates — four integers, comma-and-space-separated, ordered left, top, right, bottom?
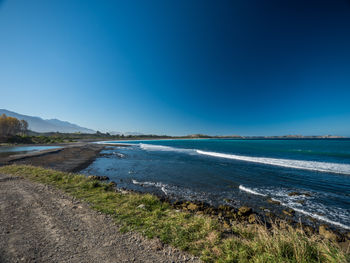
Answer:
82, 139, 350, 230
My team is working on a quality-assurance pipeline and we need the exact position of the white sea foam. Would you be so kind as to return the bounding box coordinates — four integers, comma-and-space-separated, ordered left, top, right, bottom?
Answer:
112, 152, 125, 158
139, 143, 193, 154
95, 141, 135, 146
197, 150, 350, 175
239, 185, 350, 229
277, 199, 350, 230
131, 179, 212, 201
135, 143, 350, 175
239, 185, 267, 197
132, 179, 168, 195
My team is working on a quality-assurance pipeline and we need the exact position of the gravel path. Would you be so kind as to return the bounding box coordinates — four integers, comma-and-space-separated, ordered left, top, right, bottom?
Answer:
0, 174, 200, 263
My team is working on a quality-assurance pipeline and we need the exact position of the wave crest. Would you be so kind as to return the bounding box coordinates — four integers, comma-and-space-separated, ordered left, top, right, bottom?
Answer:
197, 150, 350, 175
239, 185, 350, 230
132, 179, 168, 195
139, 143, 193, 154
239, 185, 267, 196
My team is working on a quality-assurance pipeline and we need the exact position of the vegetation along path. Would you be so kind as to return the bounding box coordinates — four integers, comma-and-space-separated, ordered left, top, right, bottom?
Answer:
0, 165, 348, 262
0, 173, 199, 263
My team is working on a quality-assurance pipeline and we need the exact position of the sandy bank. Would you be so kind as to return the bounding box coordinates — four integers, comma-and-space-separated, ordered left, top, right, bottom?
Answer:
0, 143, 104, 173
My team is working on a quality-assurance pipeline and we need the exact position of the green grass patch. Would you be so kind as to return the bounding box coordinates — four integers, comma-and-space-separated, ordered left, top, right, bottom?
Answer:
0, 165, 348, 263
4, 135, 76, 144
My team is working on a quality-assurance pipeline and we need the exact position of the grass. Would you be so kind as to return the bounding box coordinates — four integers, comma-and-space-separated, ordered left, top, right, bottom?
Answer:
5, 135, 75, 144
0, 164, 348, 263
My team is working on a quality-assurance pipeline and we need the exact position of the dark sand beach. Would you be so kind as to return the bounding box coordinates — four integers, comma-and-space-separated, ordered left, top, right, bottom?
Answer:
1, 143, 104, 172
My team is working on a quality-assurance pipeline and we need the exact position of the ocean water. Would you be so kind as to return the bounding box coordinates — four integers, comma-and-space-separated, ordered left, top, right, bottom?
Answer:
83, 139, 350, 230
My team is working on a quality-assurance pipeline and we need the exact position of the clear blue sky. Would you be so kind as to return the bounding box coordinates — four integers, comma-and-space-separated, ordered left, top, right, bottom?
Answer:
1, 0, 350, 136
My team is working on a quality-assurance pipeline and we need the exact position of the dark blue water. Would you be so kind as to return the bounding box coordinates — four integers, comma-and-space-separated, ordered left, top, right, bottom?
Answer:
83, 139, 350, 230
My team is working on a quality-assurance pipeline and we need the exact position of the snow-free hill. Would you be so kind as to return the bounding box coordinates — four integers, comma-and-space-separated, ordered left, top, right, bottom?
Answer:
0, 109, 95, 133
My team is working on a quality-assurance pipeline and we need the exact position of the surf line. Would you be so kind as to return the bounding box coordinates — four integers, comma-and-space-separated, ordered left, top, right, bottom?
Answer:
196, 150, 350, 175
239, 184, 350, 230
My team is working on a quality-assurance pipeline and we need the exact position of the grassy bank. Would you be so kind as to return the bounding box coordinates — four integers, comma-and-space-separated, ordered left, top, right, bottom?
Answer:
0, 165, 348, 263
4, 135, 76, 144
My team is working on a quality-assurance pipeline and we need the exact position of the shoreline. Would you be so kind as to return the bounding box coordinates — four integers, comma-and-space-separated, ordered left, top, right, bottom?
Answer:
117, 183, 350, 243
95, 142, 350, 234
1, 142, 349, 243
95, 137, 350, 145
127, 182, 350, 236
0, 164, 348, 262
0, 142, 105, 173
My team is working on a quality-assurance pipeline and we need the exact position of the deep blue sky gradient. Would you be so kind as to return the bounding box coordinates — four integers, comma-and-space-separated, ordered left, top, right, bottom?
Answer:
1, 0, 350, 135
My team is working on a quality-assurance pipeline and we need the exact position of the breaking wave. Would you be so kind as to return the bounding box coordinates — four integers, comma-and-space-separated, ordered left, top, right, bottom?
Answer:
132, 179, 168, 195
239, 185, 267, 197
137, 143, 350, 175
239, 185, 350, 230
95, 141, 135, 146
197, 150, 350, 175
139, 143, 194, 154
131, 179, 212, 203
290, 206, 350, 230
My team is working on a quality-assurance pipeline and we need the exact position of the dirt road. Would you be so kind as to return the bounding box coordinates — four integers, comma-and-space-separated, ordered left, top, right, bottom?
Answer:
0, 174, 200, 263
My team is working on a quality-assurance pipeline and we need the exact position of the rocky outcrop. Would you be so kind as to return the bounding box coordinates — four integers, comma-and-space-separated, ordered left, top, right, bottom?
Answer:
167, 198, 349, 245
248, 214, 257, 224
88, 175, 110, 181
238, 206, 252, 216
187, 203, 198, 211
109, 181, 117, 187
267, 198, 281, 205
288, 192, 303, 196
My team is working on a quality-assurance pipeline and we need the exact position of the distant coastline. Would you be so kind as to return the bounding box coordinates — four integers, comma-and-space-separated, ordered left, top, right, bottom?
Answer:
184, 134, 348, 139
96, 135, 350, 142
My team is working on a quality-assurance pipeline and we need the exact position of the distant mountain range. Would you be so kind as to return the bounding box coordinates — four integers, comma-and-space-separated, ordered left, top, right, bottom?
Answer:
0, 109, 95, 134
